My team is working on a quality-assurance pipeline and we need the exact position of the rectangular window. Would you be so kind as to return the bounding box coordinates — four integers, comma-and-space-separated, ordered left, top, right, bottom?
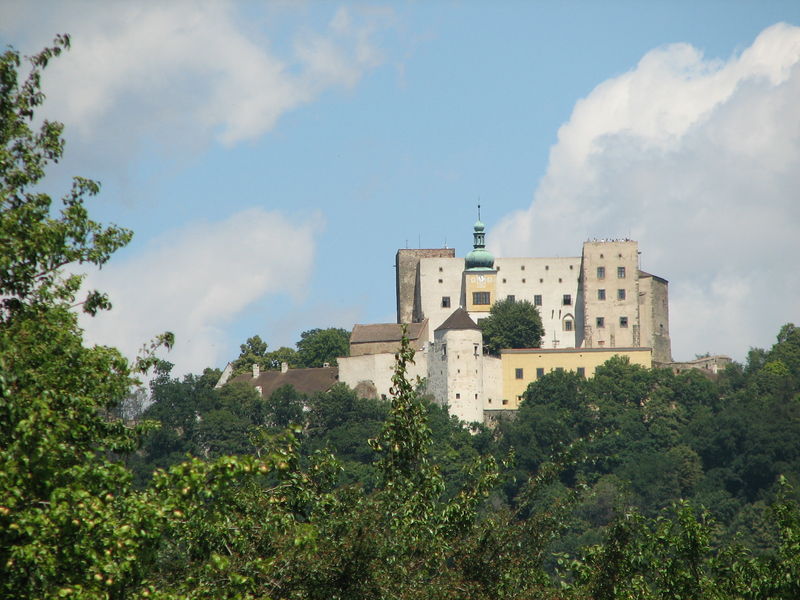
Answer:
620, 316, 629, 328
617, 288, 626, 300
533, 294, 542, 306
515, 368, 524, 379
441, 296, 450, 308
507, 295, 515, 302
472, 291, 490, 305
596, 317, 605, 328
562, 294, 572, 306
441, 344, 446, 357
598, 289, 606, 300
597, 266, 605, 279
577, 367, 586, 378
455, 393, 460, 399
563, 320, 573, 332
617, 266, 626, 278
536, 367, 544, 379
474, 344, 479, 356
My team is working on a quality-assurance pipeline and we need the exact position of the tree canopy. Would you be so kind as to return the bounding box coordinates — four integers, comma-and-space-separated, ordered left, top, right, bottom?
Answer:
4, 36, 800, 599
479, 297, 544, 355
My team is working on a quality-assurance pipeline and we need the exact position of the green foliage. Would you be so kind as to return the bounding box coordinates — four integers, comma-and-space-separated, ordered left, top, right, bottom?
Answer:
7, 36, 800, 600
296, 327, 350, 368
0, 35, 132, 318
479, 297, 544, 355
0, 37, 162, 597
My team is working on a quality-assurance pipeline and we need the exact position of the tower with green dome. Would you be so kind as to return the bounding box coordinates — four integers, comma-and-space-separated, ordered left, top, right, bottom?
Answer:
465, 216, 495, 272
464, 207, 497, 315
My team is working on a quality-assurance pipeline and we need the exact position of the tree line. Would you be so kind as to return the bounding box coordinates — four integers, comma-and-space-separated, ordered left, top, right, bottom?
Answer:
3, 37, 800, 599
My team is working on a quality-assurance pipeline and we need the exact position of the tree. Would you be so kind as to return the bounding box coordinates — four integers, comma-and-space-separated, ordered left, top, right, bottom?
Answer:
296, 327, 350, 367
231, 334, 269, 373
479, 298, 544, 355
0, 37, 166, 596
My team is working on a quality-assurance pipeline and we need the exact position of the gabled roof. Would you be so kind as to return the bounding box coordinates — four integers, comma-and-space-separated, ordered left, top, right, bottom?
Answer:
229, 367, 338, 397
350, 321, 427, 344
435, 308, 479, 332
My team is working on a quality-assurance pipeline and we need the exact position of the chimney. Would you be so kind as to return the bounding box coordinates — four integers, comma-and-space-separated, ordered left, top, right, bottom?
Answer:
252, 363, 259, 379
281, 362, 289, 373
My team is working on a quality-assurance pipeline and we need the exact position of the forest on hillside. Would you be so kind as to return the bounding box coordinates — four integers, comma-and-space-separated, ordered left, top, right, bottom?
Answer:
4, 37, 800, 599
130, 321, 800, 563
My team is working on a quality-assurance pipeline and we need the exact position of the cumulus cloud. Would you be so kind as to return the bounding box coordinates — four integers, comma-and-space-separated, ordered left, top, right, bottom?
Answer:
492, 23, 800, 360
79, 208, 322, 377
0, 1, 384, 153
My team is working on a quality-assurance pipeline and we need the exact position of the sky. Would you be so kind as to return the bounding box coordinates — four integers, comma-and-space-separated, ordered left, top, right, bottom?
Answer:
2, 1, 799, 376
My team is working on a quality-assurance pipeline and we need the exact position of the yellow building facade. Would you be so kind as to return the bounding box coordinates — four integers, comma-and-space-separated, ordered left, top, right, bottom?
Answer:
501, 347, 653, 409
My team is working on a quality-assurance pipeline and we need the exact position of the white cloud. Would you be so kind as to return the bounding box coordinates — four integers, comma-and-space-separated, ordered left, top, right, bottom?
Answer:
0, 1, 385, 152
80, 208, 322, 377
492, 23, 800, 361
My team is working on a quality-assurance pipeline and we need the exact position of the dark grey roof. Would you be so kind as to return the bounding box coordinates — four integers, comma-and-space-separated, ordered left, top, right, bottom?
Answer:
435, 308, 479, 332
229, 367, 338, 397
350, 321, 426, 344
638, 270, 669, 284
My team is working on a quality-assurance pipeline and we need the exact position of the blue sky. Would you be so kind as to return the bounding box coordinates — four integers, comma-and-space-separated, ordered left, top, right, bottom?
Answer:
3, 1, 799, 375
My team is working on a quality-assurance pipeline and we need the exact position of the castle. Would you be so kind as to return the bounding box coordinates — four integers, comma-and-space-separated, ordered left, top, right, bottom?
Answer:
337, 218, 672, 423
217, 217, 680, 424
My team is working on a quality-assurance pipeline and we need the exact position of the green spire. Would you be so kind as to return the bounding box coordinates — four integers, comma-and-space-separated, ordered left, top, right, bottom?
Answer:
465, 205, 494, 271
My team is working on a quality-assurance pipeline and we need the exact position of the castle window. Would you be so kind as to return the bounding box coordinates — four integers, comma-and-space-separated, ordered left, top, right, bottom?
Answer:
545, 265, 549, 270
534, 294, 542, 306
502, 278, 507, 283
474, 344, 479, 356
439, 266, 443, 272
521, 265, 525, 270
442, 344, 446, 357
617, 266, 626, 278
600, 253, 604, 259
598, 289, 606, 300
562, 294, 572, 306
438, 279, 443, 283
522, 278, 526, 283
539, 278, 544, 283
536, 368, 544, 378
617, 288, 626, 300
507, 295, 515, 302
620, 316, 629, 328
577, 367, 586, 378
563, 319, 573, 332
515, 368, 524, 379
570, 264, 574, 270
475, 393, 478, 399
597, 266, 605, 279
473, 291, 490, 305
596, 317, 605, 328
456, 393, 460, 399
441, 296, 450, 308
558, 278, 562, 283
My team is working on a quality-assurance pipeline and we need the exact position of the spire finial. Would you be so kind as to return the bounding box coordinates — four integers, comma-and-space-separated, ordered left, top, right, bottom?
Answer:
478, 202, 481, 221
